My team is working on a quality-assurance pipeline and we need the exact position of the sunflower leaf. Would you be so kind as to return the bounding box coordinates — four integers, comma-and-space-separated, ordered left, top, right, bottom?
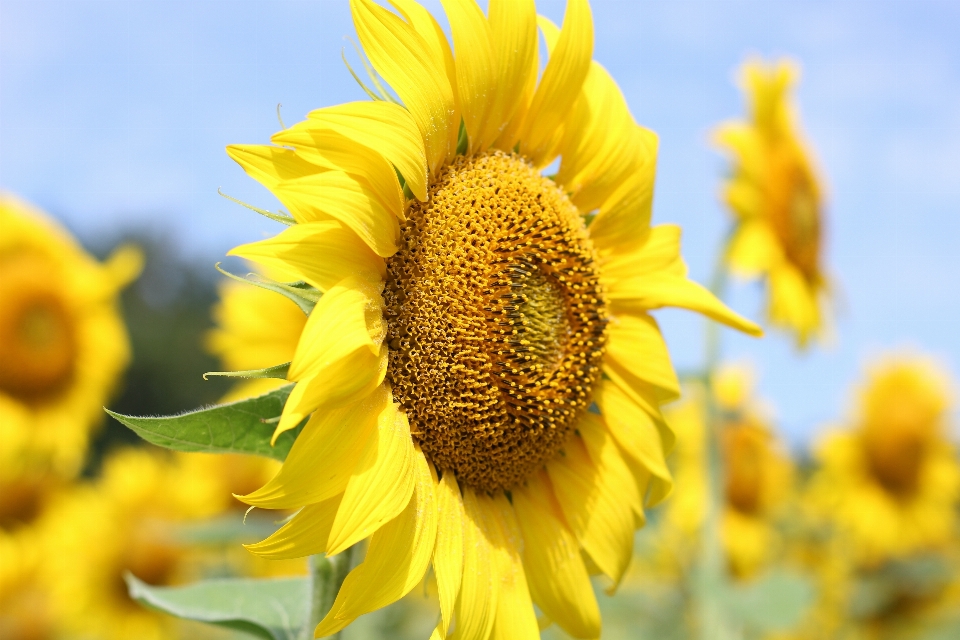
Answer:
126, 573, 308, 640
106, 383, 303, 461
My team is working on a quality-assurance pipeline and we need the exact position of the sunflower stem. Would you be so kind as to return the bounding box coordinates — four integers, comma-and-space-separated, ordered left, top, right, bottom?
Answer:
302, 548, 353, 640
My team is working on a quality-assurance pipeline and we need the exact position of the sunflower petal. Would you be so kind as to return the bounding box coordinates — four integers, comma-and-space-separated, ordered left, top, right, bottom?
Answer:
275, 278, 386, 438
726, 219, 783, 277
351, 0, 455, 176
608, 272, 763, 336
600, 224, 683, 285
226, 144, 322, 188
270, 125, 403, 215
520, 0, 593, 166
243, 494, 341, 559
546, 433, 634, 588
606, 312, 680, 401
307, 100, 429, 202
275, 170, 399, 257
316, 447, 438, 636
586, 129, 658, 253
433, 470, 465, 637
483, 493, 540, 640
325, 402, 416, 555
228, 221, 385, 293
440, 0, 495, 154
557, 62, 641, 214
240, 386, 388, 509
485, 0, 537, 149
578, 412, 644, 523
514, 471, 600, 640
451, 488, 498, 640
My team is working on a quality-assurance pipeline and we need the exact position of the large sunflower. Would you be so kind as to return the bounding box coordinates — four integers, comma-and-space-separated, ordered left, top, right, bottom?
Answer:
225, 1, 760, 637
809, 355, 960, 568
714, 58, 828, 348
0, 194, 141, 478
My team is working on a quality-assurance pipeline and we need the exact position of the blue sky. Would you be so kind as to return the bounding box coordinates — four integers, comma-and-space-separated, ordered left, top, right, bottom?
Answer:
2, 0, 958, 447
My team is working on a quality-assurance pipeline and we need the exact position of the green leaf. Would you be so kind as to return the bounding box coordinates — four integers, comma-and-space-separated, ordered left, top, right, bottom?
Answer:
204, 362, 290, 381
126, 574, 308, 640
722, 569, 815, 632
106, 383, 303, 461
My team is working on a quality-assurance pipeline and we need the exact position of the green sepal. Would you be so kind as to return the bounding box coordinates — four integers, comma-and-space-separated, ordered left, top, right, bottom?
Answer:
126, 574, 308, 640
218, 188, 296, 226
204, 362, 290, 381
106, 383, 304, 462
456, 118, 468, 156
215, 263, 320, 315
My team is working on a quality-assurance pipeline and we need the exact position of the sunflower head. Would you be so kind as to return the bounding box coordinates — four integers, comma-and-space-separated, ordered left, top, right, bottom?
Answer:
223, 0, 760, 636
0, 194, 142, 477
857, 357, 953, 497
714, 58, 828, 348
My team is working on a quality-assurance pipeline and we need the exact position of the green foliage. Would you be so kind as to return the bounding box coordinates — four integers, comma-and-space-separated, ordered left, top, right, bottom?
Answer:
722, 570, 816, 632
126, 574, 308, 640
106, 384, 302, 461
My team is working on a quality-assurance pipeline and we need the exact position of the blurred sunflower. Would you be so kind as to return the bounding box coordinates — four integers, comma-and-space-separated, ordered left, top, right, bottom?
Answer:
226, 0, 760, 637
40, 448, 229, 640
205, 265, 306, 402
0, 194, 142, 477
714, 58, 829, 348
656, 366, 793, 579
809, 355, 960, 568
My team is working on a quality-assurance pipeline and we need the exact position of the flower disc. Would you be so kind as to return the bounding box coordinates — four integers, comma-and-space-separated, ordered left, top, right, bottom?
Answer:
384, 151, 608, 491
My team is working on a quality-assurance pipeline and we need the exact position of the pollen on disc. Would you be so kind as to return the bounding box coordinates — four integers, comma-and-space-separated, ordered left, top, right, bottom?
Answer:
383, 151, 608, 491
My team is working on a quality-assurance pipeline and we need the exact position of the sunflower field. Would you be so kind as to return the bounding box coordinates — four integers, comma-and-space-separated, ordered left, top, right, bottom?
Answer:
1, 1, 958, 639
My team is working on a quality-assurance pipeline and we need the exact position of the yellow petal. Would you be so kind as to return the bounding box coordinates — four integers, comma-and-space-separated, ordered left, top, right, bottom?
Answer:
307, 100, 428, 202
606, 312, 680, 401
577, 412, 644, 523
270, 125, 403, 216
519, 0, 593, 167
726, 219, 783, 277
275, 170, 399, 257
433, 470, 465, 638
557, 62, 641, 214
228, 220, 385, 292
546, 432, 634, 587
485, 0, 537, 149
440, 0, 495, 154
586, 128, 658, 253
351, 0, 455, 176
226, 143, 322, 189
316, 447, 438, 637
608, 272, 763, 337
482, 493, 540, 640
514, 471, 600, 640
451, 488, 498, 640
276, 277, 386, 437
243, 493, 341, 559
276, 343, 387, 439
326, 402, 416, 555
600, 223, 683, 285
241, 386, 388, 509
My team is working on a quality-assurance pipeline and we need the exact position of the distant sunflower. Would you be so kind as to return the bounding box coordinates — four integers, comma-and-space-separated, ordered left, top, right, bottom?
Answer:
810, 355, 960, 567
206, 266, 306, 402
0, 194, 141, 477
714, 58, 828, 348
657, 366, 793, 579
227, 1, 760, 637
41, 448, 227, 640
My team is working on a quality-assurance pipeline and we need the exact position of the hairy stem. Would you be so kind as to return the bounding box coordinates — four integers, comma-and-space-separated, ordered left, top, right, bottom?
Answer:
301, 548, 353, 640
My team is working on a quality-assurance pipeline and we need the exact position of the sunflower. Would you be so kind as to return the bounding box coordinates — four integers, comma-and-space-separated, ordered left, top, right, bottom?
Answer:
650, 366, 792, 579
40, 448, 235, 640
0, 193, 142, 478
809, 355, 960, 568
205, 265, 306, 402
225, 1, 760, 637
714, 58, 828, 348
